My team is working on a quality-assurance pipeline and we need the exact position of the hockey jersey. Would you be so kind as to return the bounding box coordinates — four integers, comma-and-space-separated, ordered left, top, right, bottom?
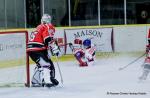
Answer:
27, 23, 55, 51
84, 46, 96, 61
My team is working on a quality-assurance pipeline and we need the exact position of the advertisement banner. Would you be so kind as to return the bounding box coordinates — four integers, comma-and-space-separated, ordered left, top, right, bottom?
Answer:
64, 27, 114, 54
0, 33, 26, 61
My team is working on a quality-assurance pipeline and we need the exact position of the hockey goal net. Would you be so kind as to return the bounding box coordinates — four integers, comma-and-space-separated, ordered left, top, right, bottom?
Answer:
0, 30, 30, 87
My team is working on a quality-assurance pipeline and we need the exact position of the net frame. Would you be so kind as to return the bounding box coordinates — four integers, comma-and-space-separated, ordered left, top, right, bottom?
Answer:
0, 30, 30, 87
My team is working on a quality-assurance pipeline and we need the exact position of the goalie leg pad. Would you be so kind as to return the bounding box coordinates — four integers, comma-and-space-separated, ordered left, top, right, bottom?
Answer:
37, 57, 51, 83
38, 57, 59, 86
29, 51, 58, 87
42, 67, 59, 86
42, 66, 51, 84
34, 57, 55, 85
31, 66, 44, 87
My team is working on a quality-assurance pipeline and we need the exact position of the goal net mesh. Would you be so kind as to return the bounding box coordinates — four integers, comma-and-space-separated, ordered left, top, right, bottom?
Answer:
0, 31, 29, 87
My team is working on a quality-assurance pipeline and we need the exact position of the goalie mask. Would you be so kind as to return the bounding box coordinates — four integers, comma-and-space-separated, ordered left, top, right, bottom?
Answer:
41, 14, 52, 24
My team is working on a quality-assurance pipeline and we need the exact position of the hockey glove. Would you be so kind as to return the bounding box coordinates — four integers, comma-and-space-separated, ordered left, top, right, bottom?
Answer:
49, 40, 62, 57
52, 44, 61, 57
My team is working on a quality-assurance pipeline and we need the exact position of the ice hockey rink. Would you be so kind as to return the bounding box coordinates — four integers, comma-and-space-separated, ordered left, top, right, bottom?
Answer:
0, 53, 150, 98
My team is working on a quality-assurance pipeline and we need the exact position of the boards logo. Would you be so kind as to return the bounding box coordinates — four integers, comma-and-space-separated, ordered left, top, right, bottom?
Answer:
74, 30, 103, 39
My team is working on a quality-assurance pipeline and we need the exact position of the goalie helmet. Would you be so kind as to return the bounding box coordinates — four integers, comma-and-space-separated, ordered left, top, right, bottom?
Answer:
41, 14, 52, 24
83, 39, 91, 49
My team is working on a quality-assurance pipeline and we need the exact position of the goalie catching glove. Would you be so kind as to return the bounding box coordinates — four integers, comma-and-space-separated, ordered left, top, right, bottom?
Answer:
48, 40, 62, 57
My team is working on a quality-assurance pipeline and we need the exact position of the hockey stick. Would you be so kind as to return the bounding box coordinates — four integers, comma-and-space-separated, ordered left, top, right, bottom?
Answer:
50, 40, 64, 84
55, 56, 63, 84
118, 53, 146, 71
58, 43, 72, 47
68, 43, 75, 52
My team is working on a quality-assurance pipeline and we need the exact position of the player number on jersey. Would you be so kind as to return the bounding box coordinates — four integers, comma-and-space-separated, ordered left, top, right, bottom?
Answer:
30, 31, 38, 41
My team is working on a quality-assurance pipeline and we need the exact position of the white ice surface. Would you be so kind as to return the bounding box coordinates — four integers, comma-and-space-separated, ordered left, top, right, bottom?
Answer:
0, 55, 150, 98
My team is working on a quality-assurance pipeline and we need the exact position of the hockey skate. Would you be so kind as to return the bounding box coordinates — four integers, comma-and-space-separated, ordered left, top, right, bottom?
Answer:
79, 62, 88, 67
139, 69, 149, 81
31, 66, 59, 88
139, 75, 147, 80
42, 78, 59, 88
31, 82, 43, 87
139, 55, 150, 81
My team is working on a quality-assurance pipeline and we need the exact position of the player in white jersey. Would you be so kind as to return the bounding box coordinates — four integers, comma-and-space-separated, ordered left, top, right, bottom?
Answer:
69, 38, 96, 67
83, 39, 96, 66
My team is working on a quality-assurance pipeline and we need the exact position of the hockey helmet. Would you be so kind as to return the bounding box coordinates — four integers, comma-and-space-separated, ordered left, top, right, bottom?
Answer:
41, 14, 51, 24
83, 39, 91, 48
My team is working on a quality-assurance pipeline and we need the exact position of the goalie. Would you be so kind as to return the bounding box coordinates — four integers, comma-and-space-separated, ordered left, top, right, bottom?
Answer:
27, 14, 61, 87
69, 38, 96, 67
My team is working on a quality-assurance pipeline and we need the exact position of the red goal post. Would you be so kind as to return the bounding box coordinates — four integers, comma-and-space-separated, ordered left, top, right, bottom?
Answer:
0, 30, 30, 87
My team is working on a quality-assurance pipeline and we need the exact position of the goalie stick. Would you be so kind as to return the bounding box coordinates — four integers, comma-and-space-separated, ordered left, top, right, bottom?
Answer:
54, 40, 64, 85
118, 53, 146, 71
55, 56, 63, 85
56, 42, 74, 52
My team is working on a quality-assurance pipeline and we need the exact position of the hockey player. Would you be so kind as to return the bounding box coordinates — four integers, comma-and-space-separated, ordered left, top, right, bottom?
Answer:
71, 39, 87, 67
27, 14, 61, 87
83, 39, 96, 66
139, 51, 150, 80
145, 28, 150, 53
139, 29, 150, 80
69, 39, 96, 67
